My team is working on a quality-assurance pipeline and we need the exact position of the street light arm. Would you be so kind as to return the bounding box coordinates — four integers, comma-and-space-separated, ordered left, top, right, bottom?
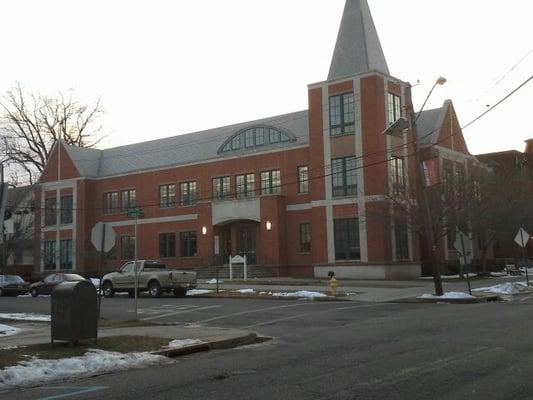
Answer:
413, 77, 447, 125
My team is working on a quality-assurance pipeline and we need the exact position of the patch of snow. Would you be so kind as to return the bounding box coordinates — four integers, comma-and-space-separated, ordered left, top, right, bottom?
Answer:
0, 349, 169, 389
0, 345, 23, 350
0, 313, 51, 322
418, 292, 475, 300
259, 291, 267, 295
490, 272, 508, 277
186, 289, 213, 296
167, 339, 205, 348
0, 324, 20, 337
205, 279, 224, 284
472, 282, 528, 295
235, 288, 255, 294
419, 273, 477, 280
271, 290, 327, 298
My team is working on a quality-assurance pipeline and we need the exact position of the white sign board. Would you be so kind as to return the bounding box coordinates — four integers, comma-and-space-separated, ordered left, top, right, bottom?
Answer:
91, 222, 117, 253
231, 255, 245, 264
514, 228, 531, 249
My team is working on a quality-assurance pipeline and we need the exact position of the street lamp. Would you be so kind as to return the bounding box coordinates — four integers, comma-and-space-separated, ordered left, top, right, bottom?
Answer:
384, 77, 447, 296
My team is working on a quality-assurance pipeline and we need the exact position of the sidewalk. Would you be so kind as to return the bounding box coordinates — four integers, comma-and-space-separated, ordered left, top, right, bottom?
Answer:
197, 275, 525, 302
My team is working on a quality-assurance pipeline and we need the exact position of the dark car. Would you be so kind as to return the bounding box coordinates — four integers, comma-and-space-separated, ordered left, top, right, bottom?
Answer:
0, 275, 30, 296
30, 273, 86, 297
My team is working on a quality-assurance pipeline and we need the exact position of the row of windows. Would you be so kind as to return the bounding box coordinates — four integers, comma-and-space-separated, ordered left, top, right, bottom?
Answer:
44, 196, 73, 226
329, 92, 402, 135
220, 127, 293, 153
43, 239, 73, 270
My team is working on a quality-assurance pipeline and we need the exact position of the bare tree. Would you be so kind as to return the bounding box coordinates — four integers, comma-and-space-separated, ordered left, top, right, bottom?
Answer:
0, 83, 106, 183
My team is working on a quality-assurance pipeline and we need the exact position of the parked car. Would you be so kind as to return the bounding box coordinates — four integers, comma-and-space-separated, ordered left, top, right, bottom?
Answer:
0, 275, 30, 296
102, 260, 197, 298
30, 273, 86, 297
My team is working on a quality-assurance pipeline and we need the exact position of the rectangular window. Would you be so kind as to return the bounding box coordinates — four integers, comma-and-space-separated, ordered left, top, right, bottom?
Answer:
269, 128, 280, 143
180, 181, 197, 206
45, 198, 56, 226
60, 196, 73, 225
298, 166, 309, 194
260, 170, 281, 195
394, 219, 409, 260
245, 129, 255, 147
44, 240, 56, 270
443, 167, 453, 199
212, 177, 231, 200
334, 218, 360, 260
391, 157, 405, 195
299, 223, 311, 253
159, 233, 176, 258
329, 93, 355, 135
103, 192, 119, 214
387, 93, 402, 125
60, 239, 73, 269
159, 184, 176, 208
120, 235, 135, 260
180, 231, 197, 257
455, 168, 465, 199
255, 128, 264, 146
121, 189, 136, 211
332, 156, 357, 197
236, 174, 255, 198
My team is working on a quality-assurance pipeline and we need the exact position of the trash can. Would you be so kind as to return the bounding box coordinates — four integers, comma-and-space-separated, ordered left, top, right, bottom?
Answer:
51, 280, 97, 344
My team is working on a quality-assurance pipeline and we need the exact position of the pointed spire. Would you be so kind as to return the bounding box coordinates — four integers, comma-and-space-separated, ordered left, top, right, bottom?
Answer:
328, 0, 389, 80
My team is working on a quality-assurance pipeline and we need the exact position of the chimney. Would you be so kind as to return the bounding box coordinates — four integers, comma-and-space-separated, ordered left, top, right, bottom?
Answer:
525, 139, 533, 156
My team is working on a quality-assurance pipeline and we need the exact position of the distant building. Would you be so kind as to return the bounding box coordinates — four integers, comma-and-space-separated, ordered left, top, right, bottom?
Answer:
34, 0, 479, 279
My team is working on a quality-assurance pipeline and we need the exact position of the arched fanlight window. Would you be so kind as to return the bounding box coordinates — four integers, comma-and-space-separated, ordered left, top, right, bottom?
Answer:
219, 126, 296, 153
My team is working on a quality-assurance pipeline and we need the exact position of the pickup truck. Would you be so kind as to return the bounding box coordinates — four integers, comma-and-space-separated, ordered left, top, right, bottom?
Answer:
101, 260, 196, 298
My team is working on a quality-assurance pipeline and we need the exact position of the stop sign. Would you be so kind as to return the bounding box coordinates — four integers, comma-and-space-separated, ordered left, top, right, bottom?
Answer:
91, 222, 116, 253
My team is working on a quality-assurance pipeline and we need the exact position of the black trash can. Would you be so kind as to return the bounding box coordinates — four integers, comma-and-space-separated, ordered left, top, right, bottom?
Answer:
51, 280, 97, 344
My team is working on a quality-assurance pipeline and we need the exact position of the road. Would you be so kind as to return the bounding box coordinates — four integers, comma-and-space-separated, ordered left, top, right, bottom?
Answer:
2, 295, 533, 399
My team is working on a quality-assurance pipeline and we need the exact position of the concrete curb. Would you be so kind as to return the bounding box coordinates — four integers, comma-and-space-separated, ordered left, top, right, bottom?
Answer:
151, 332, 258, 358
393, 295, 501, 304
189, 293, 348, 301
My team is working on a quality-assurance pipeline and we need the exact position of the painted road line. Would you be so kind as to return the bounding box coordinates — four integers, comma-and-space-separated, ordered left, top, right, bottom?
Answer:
38, 386, 108, 400
241, 303, 383, 329
193, 302, 316, 324
140, 305, 222, 321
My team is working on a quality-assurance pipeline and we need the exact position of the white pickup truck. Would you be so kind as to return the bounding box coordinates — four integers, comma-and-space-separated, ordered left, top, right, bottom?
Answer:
101, 260, 197, 298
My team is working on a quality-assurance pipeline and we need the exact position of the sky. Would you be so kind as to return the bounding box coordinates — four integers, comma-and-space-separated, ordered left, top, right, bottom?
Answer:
0, 0, 532, 155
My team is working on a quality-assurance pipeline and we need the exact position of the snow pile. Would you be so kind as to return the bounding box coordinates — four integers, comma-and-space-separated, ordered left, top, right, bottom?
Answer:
235, 289, 255, 294
271, 290, 327, 299
167, 339, 205, 348
0, 349, 169, 389
206, 279, 224, 284
0, 324, 20, 337
0, 313, 51, 322
418, 292, 475, 300
0, 346, 23, 351
186, 289, 213, 296
472, 282, 528, 295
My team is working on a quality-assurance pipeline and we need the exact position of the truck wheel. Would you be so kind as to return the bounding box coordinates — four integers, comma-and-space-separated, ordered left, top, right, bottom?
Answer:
31, 288, 38, 297
148, 281, 162, 298
173, 288, 187, 298
103, 281, 115, 298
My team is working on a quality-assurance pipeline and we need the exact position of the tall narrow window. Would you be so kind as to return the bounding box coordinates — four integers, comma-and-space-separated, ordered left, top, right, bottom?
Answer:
260, 170, 281, 195
180, 231, 197, 257
391, 157, 405, 195
299, 223, 311, 253
44, 240, 56, 270
121, 189, 136, 211
332, 156, 357, 197
334, 218, 360, 260
455, 168, 465, 199
44, 198, 56, 226
298, 166, 309, 194
60, 239, 73, 269
159, 184, 176, 208
103, 192, 119, 214
60, 196, 73, 224
394, 218, 409, 260
159, 233, 176, 258
212, 177, 231, 200
120, 235, 135, 260
236, 174, 255, 198
387, 93, 402, 125
329, 93, 355, 135
180, 181, 197, 206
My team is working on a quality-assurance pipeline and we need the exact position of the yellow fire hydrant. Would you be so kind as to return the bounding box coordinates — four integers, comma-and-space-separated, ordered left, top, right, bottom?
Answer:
329, 276, 338, 296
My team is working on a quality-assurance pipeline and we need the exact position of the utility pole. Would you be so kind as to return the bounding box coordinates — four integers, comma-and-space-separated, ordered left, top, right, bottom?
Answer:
0, 163, 7, 275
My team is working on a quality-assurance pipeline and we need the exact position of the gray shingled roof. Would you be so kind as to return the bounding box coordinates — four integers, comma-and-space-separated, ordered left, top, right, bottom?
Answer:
415, 105, 446, 146
63, 110, 309, 178
328, 0, 389, 81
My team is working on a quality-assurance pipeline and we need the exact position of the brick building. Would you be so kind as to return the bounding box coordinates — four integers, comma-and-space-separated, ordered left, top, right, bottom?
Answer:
34, 0, 479, 279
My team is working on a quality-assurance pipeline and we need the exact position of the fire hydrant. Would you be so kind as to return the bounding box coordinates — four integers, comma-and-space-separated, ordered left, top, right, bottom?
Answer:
329, 275, 338, 296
